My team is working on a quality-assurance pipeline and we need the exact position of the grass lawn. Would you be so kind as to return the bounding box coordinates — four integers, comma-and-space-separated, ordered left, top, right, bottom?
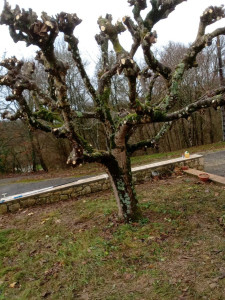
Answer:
0, 175, 225, 299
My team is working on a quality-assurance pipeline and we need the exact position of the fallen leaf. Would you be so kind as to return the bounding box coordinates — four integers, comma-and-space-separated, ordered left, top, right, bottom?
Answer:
124, 273, 133, 280
9, 282, 17, 288
28, 212, 34, 216
41, 218, 50, 224
29, 249, 37, 256
148, 236, 156, 241
219, 272, 225, 280
42, 291, 51, 298
80, 292, 89, 300
209, 282, 217, 289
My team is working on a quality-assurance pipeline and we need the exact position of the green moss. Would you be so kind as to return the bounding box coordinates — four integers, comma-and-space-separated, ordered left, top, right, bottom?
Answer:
117, 179, 126, 192
171, 81, 178, 94
112, 39, 124, 54
125, 113, 141, 124
170, 62, 186, 96
153, 109, 165, 121
33, 107, 62, 125
76, 111, 83, 118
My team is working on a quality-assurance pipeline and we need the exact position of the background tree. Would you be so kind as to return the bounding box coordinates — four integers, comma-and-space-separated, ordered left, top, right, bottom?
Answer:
135, 38, 225, 151
0, 1, 225, 222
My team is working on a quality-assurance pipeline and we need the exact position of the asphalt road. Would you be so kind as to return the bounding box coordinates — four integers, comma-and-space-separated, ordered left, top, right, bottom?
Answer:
0, 150, 225, 198
0, 175, 92, 199
204, 150, 225, 177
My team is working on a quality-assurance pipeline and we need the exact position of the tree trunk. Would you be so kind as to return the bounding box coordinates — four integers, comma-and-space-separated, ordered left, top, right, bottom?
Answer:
38, 150, 48, 172
221, 107, 225, 141
217, 36, 225, 141
105, 152, 141, 222
35, 136, 49, 172
199, 116, 204, 145
177, 125, 183, 149
208, 108, 214, 144
102, 124, 141, 222
166, 133, 172, 151
192, 114, 198, 145
181, 119, 191, 148
28, 129, 37, 172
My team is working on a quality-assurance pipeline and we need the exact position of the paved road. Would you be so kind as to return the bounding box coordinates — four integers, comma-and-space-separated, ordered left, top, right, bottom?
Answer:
0, 175, 91, 198
204, 150, 225, 177
0, 150, 224, 198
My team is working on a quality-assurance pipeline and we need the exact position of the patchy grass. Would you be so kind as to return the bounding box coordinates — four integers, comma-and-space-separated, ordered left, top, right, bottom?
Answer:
0, 175, 225, 299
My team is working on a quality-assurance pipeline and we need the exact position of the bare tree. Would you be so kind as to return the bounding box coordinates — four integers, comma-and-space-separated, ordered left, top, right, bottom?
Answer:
0, 1, 225, 222
216, 36, 225, 140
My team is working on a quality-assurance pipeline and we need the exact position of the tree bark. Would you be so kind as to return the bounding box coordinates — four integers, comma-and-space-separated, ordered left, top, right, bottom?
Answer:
28, 128, 37, 172
217, 36, 225, 141
208, 108, 214, 144
181, 119, 191, 148
104, 146, 141, 222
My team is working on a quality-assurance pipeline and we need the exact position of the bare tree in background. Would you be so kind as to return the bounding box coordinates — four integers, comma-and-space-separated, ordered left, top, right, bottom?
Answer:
216, 36, 225, 140
0, 1, 225, 222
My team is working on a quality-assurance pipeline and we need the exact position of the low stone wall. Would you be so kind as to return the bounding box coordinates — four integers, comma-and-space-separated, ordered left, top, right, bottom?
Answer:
0, 154, 203, 214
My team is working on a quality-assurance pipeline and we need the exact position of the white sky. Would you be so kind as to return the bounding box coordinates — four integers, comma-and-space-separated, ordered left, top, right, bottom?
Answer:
0, 0, 224, 72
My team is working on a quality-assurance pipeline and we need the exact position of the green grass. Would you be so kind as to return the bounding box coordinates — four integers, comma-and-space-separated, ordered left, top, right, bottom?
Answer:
0, 176, 225, 299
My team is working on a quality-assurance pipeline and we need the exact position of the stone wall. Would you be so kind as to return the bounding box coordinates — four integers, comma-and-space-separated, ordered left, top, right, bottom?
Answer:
0, 154, 203, 214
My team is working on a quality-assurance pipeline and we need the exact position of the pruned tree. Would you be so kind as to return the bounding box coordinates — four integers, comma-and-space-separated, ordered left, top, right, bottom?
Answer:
0, 1, 225, 222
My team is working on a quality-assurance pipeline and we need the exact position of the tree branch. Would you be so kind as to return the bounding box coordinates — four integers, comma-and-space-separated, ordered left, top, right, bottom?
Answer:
127, 121, 172, 153
122, 15, 141, 57
142, 39, 172, 81
95, 31, 109, 70
66, 148, 111, 166
128, 0, 147, 26
56, 12, 98, 103
145, 0, 187, 30
197, 5, 225, 38
97, 14, 127, 59
158, 6, 225, 111
164, 87, 225, 122
2, 109, 22, 121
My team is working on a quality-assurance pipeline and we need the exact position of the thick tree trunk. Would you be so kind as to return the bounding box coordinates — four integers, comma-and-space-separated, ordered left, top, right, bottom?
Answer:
104, 145, 141, 222
106, 157, 140, 222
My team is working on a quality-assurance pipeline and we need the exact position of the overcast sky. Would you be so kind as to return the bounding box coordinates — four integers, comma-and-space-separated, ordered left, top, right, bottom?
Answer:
0, 0, 224, 72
